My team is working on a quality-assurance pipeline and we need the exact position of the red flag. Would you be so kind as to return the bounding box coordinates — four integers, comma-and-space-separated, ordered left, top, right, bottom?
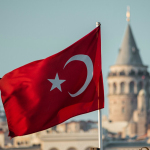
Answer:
0, 26, 104, 137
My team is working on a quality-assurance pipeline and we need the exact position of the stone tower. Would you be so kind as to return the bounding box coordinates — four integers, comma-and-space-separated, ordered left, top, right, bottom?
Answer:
107, 9, 150, 122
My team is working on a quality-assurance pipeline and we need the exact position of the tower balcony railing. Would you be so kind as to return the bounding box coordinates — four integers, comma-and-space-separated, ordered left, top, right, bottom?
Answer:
108, 71, 150, 78
107, 93, 138, 96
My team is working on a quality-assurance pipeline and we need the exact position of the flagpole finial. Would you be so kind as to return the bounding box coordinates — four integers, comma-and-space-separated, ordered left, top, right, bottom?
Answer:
126, 6, 130, 22
96, 22, 101, 27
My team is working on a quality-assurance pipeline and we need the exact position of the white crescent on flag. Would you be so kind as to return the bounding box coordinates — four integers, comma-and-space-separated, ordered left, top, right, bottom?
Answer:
64, 54, 93, 97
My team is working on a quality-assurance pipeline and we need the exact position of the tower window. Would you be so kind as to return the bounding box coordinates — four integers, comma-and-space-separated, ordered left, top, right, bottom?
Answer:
120, 71, 125, 75
138, 81, 143, 93
129, 70, 135, 76
129, 81, 134, 93
145, 83, 149, 94
120, 82, 125, 94
113, 83, 117, 94
122, 107, 125, 113
138, 70, 143, 76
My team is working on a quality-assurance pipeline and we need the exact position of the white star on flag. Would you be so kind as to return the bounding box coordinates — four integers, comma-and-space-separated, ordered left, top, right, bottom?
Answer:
48, 73, 66, 92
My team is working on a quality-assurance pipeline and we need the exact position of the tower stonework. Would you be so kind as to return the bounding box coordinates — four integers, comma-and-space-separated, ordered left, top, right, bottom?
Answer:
107, 23, 150, 122
136, 90, 147, 136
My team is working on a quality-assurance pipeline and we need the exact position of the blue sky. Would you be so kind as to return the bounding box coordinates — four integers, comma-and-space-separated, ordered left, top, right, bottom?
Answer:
0, 0, 150, 121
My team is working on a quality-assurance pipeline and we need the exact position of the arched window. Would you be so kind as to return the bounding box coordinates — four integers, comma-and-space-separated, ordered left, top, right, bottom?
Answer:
113, 72, 117, 76
129, 81, 134, 93
50, 148, 58, 150
145, 83, 149, 94
145, 71, 149, 77
120, 82, 125, 94
113, 83, 117, 94
17, 142, 20, 145
129, 70, 135, 76
138, 70, 143, 76
138, 81, 143, 93
67, 148, 77, 150
120, 71, 125, 75
85, 147, 92, 150
122, 107, 125, 113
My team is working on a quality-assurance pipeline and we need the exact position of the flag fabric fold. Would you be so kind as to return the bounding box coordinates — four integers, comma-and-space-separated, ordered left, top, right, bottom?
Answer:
0, 26, 104, 137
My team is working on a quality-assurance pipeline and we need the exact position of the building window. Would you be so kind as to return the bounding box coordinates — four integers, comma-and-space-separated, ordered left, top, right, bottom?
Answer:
17, 142, 20, 145
120, 82, 125, 94
113, 83, 117, 94
67, 148, 77, 150
50, 148, 58, 150
145, 83, 149, 94
129, 70, 135, 76
131, 100, 134, 104
129, 81, 134, 93
138, 81, 143, 93
122, 107, 125, 113
85, 147, 91, 150
120, 71, 125, 75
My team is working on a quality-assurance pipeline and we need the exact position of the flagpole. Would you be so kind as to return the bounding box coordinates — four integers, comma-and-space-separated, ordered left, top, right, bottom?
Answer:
96, 22, 103, 150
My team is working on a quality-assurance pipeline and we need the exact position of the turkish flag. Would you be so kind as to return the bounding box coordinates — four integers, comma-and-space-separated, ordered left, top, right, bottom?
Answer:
0, 26, 104, 137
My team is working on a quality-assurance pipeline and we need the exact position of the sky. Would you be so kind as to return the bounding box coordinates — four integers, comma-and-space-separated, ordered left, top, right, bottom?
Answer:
0, 0, 150, 121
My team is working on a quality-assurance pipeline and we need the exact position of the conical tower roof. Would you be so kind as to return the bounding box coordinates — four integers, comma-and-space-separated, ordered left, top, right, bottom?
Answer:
116, 24, 143, 65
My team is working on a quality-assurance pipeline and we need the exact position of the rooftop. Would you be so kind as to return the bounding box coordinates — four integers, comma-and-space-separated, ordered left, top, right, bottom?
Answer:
116, 24, 143, 66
